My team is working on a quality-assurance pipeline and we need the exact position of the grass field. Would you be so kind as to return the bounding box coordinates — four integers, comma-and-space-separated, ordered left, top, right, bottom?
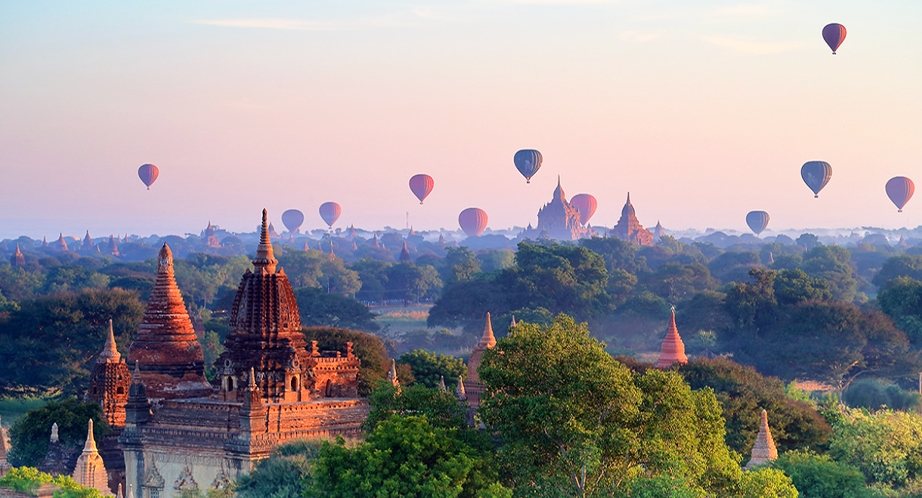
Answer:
0, 397, 49, 427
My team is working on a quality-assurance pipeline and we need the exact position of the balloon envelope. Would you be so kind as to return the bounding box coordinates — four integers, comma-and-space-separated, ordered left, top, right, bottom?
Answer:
570, 194, 598, 226
281, 209, 305, 234
746, 211, 770, 235
514, 149, 543, 183
459, 208, 488, 237
822, 23, 847, 54
138, 164, 159, 190
886, 177, 915, 212
409, 174, 434, 204
319, 202, 342, 228
801, 161, 832, 198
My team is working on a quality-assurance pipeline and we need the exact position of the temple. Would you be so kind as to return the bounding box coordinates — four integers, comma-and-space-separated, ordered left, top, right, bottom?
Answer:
0, 416, 10, 478
72, 419, 110, 495
744, 410, 778, 469
463, 313, 497, 420
609, 193, 654, 246
119, 210, 366, 498
656, 308, 688, 369
10, 244, 24, 267
519, 178, 590, 241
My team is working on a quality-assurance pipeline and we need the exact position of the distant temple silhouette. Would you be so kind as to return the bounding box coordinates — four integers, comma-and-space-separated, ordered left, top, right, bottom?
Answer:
519, 178, 591, 241
609, 193, 654, 246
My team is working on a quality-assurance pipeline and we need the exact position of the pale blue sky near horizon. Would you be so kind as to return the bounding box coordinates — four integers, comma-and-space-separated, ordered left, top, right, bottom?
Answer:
1, 1, 920, 240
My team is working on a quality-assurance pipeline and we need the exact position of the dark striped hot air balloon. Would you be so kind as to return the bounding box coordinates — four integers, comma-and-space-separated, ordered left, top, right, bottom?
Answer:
886, 177, 914, 212
801, 161, 832, 198
409, 174, 434, 204
746, 211, 770, 235
138, 164, 159, 190
514, 149, 543, 183
822, 23, 847, 55
570, 194, 598, 226
459, 208, 488, 237
319, 202, 342, 228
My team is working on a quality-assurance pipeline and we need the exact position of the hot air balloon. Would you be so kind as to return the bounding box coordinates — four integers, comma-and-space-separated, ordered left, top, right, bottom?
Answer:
570, 194, 598, 226
514, 149, 543, 183
281, 209, 305, 236
822, 23, 847, 54
886, 177, 915, 212
746, 211, 770, 235
801, 161, 832, 198
319, 202, 342, 228
138, 164, 159, 190
409, 174, 434, 204
459, 208, 488, 237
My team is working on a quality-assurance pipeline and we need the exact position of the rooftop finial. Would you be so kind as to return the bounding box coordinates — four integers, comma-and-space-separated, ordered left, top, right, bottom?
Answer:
455, 375, 467, 401
248, 367, 257, 390
51, 422, 59, 443
479, 312, 497, 349
253, 209, 278, 273
387, 359, 399, 387
83, 419, 97, 452
98, 319, 120, 364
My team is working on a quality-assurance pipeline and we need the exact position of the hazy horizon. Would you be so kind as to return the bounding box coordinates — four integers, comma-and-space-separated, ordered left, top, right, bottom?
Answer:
3, 1, 920, 238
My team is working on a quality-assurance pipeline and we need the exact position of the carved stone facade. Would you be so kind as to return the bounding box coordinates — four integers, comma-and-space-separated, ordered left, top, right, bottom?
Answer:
88, 321, 131, 427
520, 178, 589, 241
72, 420, 110, 495
609, 193, 653, 246
120, 210, 367, 498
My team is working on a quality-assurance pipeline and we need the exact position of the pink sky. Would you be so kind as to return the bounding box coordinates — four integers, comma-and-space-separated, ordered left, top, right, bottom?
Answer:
1, 1, 921, 239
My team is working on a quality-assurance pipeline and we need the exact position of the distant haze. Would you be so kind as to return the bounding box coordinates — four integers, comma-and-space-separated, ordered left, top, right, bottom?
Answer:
1, 1, 921, 239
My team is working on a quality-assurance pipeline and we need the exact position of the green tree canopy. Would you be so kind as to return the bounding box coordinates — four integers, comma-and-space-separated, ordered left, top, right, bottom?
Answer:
293, 287, 379, 332
7, 398, 109, 467
398, 349, 466, 389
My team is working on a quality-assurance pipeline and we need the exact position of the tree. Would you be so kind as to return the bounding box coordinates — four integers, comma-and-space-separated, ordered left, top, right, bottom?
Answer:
363, 382, 469, 432
827, 406, 922, 488
478, 315, 742, 497
735, 468, 799, 498
309, 415, 507, 498
293, 287, 379, 331
0, 289, 144, 396
0, 265, 45, 302
580, 237, 648, 276
442, 247, 481, 285
173, 254, 250, 306
772, 450, 872, 498
637, 262, 717, 303
677, 358, 832, 455
398, 349, 466, 389
800, 246, 858, 302
873, 254, 922, 288
385, 262, 442, 302
7, 398, 109, 467
878, 276, 922, 346
350, 258, 391, 302
234, 440, 320, 498
0, 467, 104, 498
301, 327, 391, 396
427, 279, 507, 329
773, 269, 832, 305
707, 251, 761, 284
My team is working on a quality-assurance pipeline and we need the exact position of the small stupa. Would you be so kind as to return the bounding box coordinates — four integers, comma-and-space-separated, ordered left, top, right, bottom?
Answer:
656, 307, 688, 369
0, 415, 11, 477
399, 242, 412, 262
744, 409, 778, 469
72, 419, 109, 495
10, 243, 25, 267
387, 359, 399, 388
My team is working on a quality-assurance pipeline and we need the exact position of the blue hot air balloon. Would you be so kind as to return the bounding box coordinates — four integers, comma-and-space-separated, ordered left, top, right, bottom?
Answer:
801, 161, 832, 198
746, 211, 770, 235
514, 150, 543, 184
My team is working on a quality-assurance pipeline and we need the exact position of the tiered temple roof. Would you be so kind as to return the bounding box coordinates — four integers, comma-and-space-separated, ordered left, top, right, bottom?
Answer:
610, 193, 653, 246
399, 242, 412, 262
520, 177, 588, 241
127, 244, 212, 399
88, 320, 131, 427
10, 243, 25, 267
656, 308, 688, 369
463, 313, 497, 419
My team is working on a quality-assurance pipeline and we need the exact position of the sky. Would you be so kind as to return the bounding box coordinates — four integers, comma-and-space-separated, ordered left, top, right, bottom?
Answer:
1, 1, 921, 240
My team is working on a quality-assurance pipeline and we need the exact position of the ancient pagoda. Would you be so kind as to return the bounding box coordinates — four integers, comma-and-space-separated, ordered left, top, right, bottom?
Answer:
744, 410, 778, 469
610, 193, 653, 246
463, 313, 497, 416
520, 177, 588, 241
88, 320, 131, 427
10, 243, 25, 267
0, 416, 10, 477
127, 244, 212, 399
656, 307, 688, 369
72, 419, 109, 495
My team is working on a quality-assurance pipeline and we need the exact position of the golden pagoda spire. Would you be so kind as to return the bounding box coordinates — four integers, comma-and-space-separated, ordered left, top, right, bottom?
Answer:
98, 319, 121, 364
253, 209, 278, 273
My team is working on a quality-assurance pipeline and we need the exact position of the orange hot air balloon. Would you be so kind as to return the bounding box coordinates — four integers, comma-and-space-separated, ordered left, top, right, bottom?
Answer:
570, 194, 597, 226
459, 208, 488, 237
319, 202, 342, 228
886, 177, 914, 212
409, 174, 434, 204
138, 164, 159, 190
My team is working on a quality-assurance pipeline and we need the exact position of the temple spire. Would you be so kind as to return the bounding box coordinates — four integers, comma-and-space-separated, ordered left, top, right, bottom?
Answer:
439, 375, 447, 392
656, 307, 688, 368
51, 422, 59, 443
98, 319, 120, 364
478, 312, 497, 349
253, 209, 278, 273
510, 315, 516, 328
83, 419, 97, 453
745, 409, 778, 469
455, 375, 467, 401
387, 359, 399, 387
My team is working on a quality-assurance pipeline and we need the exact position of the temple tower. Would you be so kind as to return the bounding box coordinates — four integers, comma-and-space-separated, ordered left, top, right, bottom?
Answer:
107, 236, 120, 257
10, 243, 25, 267
744, 410, 778, 469
88, 320, 131, 427
72, 419, 109, 495
399, 242, 412, 262
127, 244, 212, 399
54, 233, 69, 251
521, 177, 586, 240
463, 313, 497, 416
656, 308, 688, 369
82, 231, 95, 252
216, 209, 321, 403
610, 193, 654, 246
